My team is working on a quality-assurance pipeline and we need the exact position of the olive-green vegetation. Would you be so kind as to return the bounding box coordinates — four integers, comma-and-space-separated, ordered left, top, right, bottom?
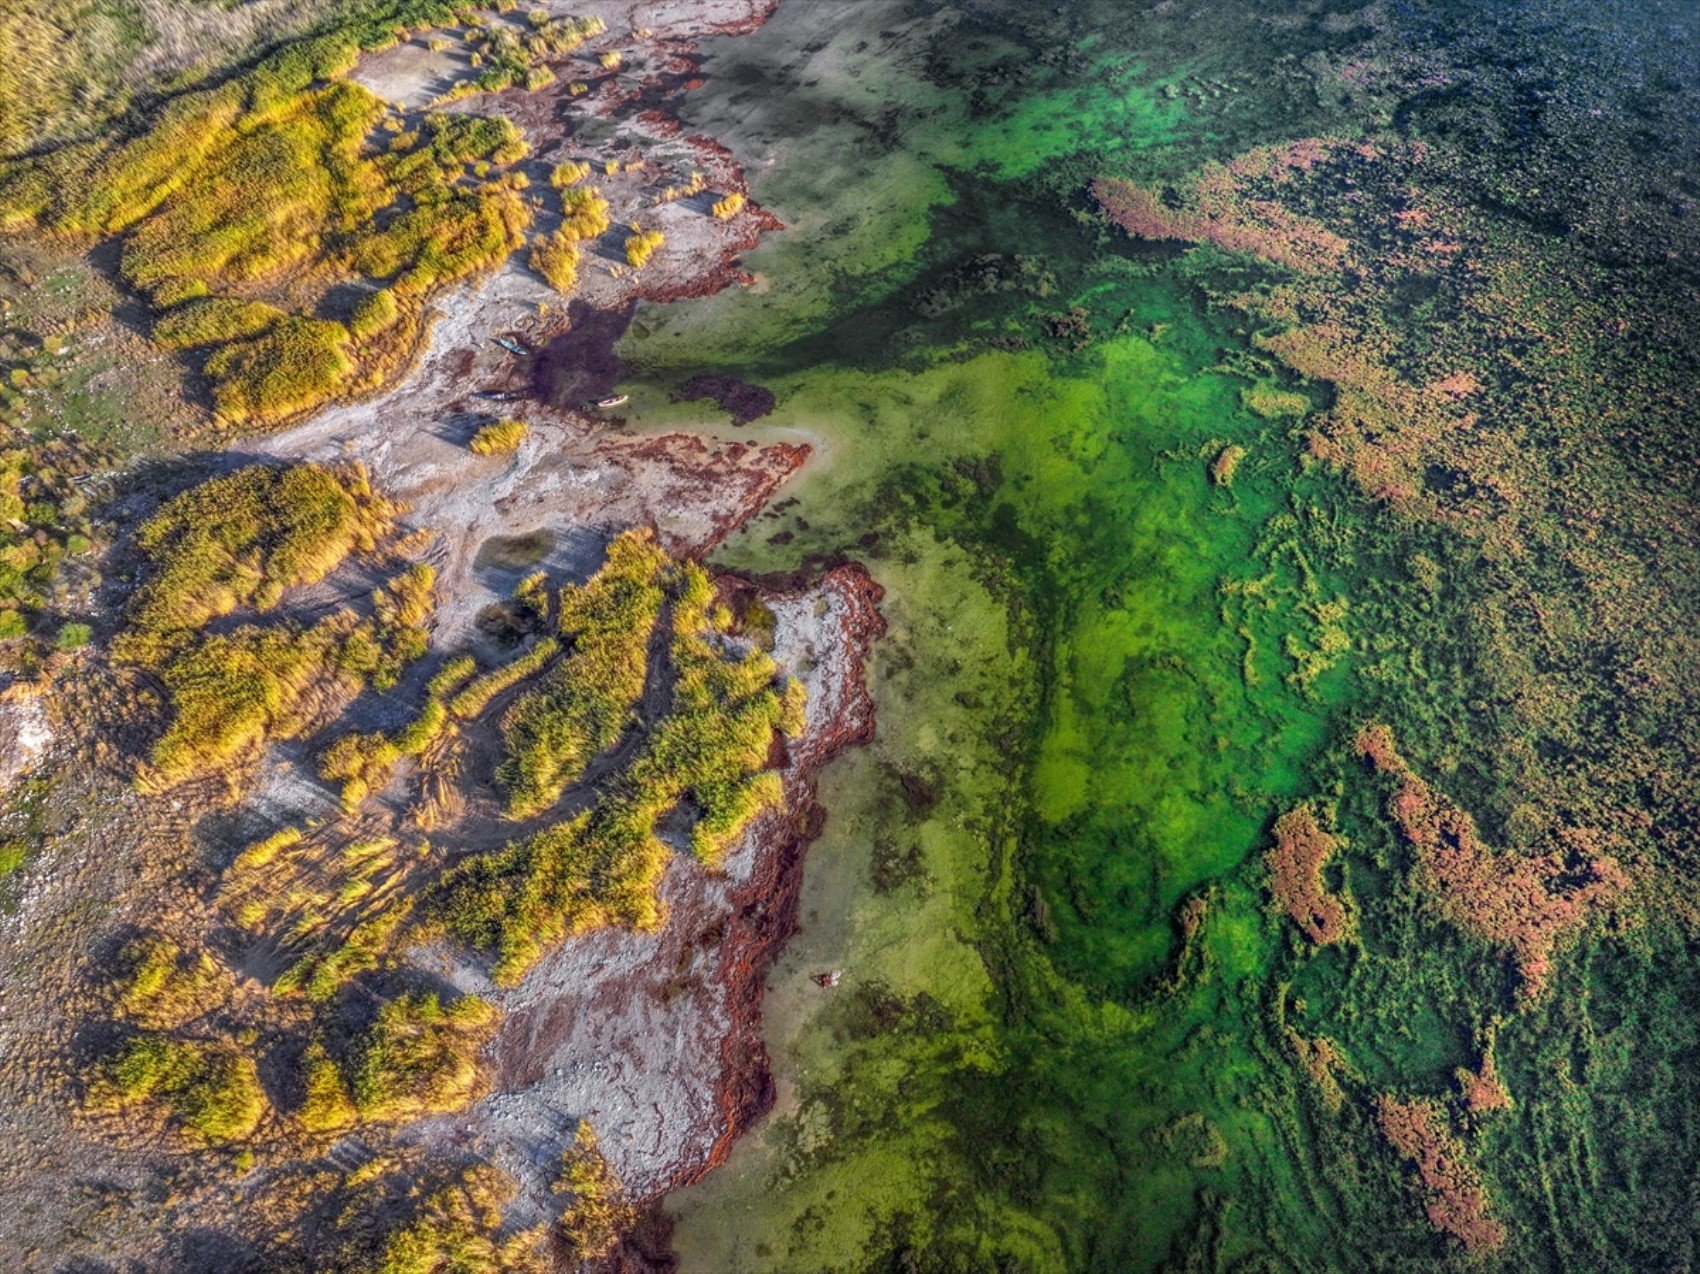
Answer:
467, 418, 527, 455
430, 12, 604, 104
0, 445, 97, 641
111, 934, 228, 1030
447, 635, 560, 719
431, 531, 800, 982
550, 160, 591, 189
556, 185, 611, 242
0, 28, 533, 426
341, 992, 497, 1122
111, 463, 435, 782
91, 1034, 266, 1145
116, 462, 392, 663
225, 826, 417, 1001
0, 0, 498, 159
368, 1166, 545, 1274
300, 1040, 359, 1134
555, 1121, 635, 1261
498, 530, 665, 818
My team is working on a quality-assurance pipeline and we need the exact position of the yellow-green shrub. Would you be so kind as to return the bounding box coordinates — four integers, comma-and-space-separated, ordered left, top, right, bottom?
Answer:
468, 418, 527, 455
348, 992, 497, 1121
369, 1167, 545, 1273
623, 228, 664, 269
448, 637, 559, 719
112, 935, 227, 1030
556, 186, 610, 241
117, 462, 392, 664
94, 1034, 267, 1145
710, 192, 746, 220
556, 1121, 635, 1260
9, 66, 533, 428
549, 160, 590, 189
349, 288, 401, 339
300, 1040, 358, 1133
202, 316, 355, 425
498, 530, 666, 818
433, 543, 800, 983
528, 232, 579, 292
153, 298, 286, 351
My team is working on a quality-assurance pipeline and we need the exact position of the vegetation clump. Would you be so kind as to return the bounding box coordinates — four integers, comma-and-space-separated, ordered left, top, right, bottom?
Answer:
1265, 804, 1350, 945
92, 1034, 267, 1145
1377, 1096, 1505, 1252
556, 186, 611, 241
0, 445, 98, 640
1208, 444, 1245, 486
528, 231, 580, 292
711, 191, 746, 220
447, 636, 559, 719
2, 53, 533, 426
431, 534, 801, 982
498, 530, 667, 818
346, 991, 498, 1122
117, 462, 392, 664
111, 935, 228, 1029
556, 1120, 636, 1260
550, 160, 591, 188
623, 228, 664, 269
112, 464, 435, 782
367, 1166, 545, 1273
1358, 724, 1626, 997
468, 418, 528, 455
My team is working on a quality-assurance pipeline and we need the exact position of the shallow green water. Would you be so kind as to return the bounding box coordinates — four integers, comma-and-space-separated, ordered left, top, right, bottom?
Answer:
611, 1, 1700, 1269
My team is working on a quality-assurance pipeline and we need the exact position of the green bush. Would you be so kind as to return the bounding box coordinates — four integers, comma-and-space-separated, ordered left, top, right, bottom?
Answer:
556, 186, 610, 241
203, 316, 355, 425
95, 1034, 266, 1145
113, 465, 435, 783
368, 1167, 545, 1273
5, 63, 533, 429
153, 298, 285, 351
55, 621, 92, 650
112, 935, 225, 1029
498, 531, 666, 818
556, 1121, 635, 1259
348, 992, 497, 1121
448, 637, 559, 719
117, 462, 392, 663
349, 288, 400, 339
549, 160, 590, 189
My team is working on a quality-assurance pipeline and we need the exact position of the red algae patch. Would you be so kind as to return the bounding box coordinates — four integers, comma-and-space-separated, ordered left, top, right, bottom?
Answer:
1092, 154, 1351, 277
1377, 1096, 1506, 1253
1266, 803, 1351, 945
1357, 724, 1626, 998
1286, 1029, 1351, 1114
1457, 1050, 1512, 1115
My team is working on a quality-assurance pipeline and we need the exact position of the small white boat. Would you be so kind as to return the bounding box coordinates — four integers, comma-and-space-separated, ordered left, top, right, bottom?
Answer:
595, 394, 629, 408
